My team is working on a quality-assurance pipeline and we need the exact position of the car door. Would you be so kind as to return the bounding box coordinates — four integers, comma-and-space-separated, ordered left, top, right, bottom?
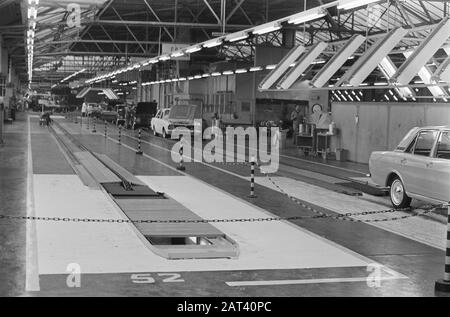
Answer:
400, 130, 439, 197
154, 111, 162, 133
427, 130, 450, 202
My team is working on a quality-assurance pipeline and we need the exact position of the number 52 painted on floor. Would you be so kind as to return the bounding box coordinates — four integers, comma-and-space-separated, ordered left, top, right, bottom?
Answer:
131, 273, 185, 284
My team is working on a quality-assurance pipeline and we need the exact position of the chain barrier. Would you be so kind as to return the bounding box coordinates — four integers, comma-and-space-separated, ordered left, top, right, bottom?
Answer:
264, 173, 441, 223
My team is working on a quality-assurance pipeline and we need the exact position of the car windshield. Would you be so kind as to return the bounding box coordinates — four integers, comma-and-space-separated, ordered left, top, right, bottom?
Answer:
396, 127, 420, 151
169, 105, 197, 119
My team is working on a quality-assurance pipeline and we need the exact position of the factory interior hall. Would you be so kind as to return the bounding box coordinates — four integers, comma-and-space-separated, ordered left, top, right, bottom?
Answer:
1, 0, 450, 300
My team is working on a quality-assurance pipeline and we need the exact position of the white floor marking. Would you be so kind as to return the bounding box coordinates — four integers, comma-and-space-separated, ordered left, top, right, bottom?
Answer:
257, 176, 446, 250
226, 275, 408, 287
26, 116, 40, 292
34, 175, 371, 275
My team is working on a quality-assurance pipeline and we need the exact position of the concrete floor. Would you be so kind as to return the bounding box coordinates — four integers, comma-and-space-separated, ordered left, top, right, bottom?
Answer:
0, 113, 448, 297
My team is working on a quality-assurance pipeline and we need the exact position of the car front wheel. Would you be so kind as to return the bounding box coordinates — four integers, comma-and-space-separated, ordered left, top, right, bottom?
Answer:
162, 129, 167, 139
389, 177, 411, 209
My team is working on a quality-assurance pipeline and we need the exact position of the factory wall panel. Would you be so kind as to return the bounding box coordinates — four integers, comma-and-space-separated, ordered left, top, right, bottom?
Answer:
356, 104, 389, 163
332, 102, 450, 164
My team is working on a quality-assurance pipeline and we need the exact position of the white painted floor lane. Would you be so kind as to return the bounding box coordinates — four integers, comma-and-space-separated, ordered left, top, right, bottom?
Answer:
256, 176, 446, 251
33, 174, 378, 276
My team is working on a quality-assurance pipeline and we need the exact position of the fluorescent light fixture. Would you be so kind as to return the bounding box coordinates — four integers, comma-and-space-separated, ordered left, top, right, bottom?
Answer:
287, 8, 326, 25
266, 65, 276, 70
171, 51, 185, 58
259, 45, 305, 90
179, 77, 187, 81
203, 38, 223, 48
223, 70, 234, 75
172, 78, 179, 82
227, 32, 249, 43
149, 59, 158, 64
250, 67, 263, 72
202, 74, 210, 78
337, 27, 407, 87
277, 42, 328, 90
194, 75, 202, 79
187, 76, 194, 80
253, 23, 281, 35
311, 34, 365, 88
186, 46, 202, 54
235, 69, 248, 74
374, 82, 388, 86
211, 72, 221, 77
28, 7, 37, 19
392, 18, 450, 85
337, 0, 382, 10
159, 55, 170, 61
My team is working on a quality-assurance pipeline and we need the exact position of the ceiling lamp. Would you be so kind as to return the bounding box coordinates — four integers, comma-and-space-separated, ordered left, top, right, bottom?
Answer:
235, 69, 248, 74
159, 55, 170, 61
253, 23, 281, 35
171, 51, 185, 58
203, 38, 223, 48
227, 32, 249, 43
337, 0, 382, 10
287, 8, 326, 25
186, 46, 202, 54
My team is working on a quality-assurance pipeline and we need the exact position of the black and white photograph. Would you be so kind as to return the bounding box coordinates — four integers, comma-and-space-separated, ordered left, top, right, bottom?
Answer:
0, 0, 450, 301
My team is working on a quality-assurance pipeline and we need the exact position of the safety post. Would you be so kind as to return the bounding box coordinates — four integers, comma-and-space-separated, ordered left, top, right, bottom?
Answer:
74, 112, 78, 124
80, 115, 82, 129
136, 129, 143, 155
248, 155, 257, 198
104, 120, 107, 138
118, 125, 122, 144
87, 116, 90, 130
176, 138, 186, 171
435, 202, 450, 293
92, 117, 97, 133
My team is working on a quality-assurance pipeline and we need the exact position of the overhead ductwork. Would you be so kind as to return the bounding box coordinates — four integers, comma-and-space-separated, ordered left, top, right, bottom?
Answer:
392, 17, 450, 85
276, 42, 328, 90
336, 27, 407, 87
258, 45, 305, 90
311, 35, 365, 88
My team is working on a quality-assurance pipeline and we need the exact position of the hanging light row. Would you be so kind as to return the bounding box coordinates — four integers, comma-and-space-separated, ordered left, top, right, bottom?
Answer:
27, 0, 39, 82
85, 0, 382, 85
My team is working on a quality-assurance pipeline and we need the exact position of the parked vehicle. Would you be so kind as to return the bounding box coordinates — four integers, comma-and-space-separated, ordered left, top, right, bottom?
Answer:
132, 102, 157, 130
151, 108, 171, 138
369, 126, 450, 208
100, 108, 118, 123
151, 104, 203, 139
87, 103, 102, 117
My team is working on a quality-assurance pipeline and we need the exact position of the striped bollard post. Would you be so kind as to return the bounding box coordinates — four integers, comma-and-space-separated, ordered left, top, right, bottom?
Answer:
435, 202, 450, 293
80, 115, 82, 129
118, 125, 122, 144
92, 117, 96, 133
136, 129, 143, 155
87, 116, 90, 130
104, 121, 107, 138
176, 140, 186, 171
248, 156, 257, 198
